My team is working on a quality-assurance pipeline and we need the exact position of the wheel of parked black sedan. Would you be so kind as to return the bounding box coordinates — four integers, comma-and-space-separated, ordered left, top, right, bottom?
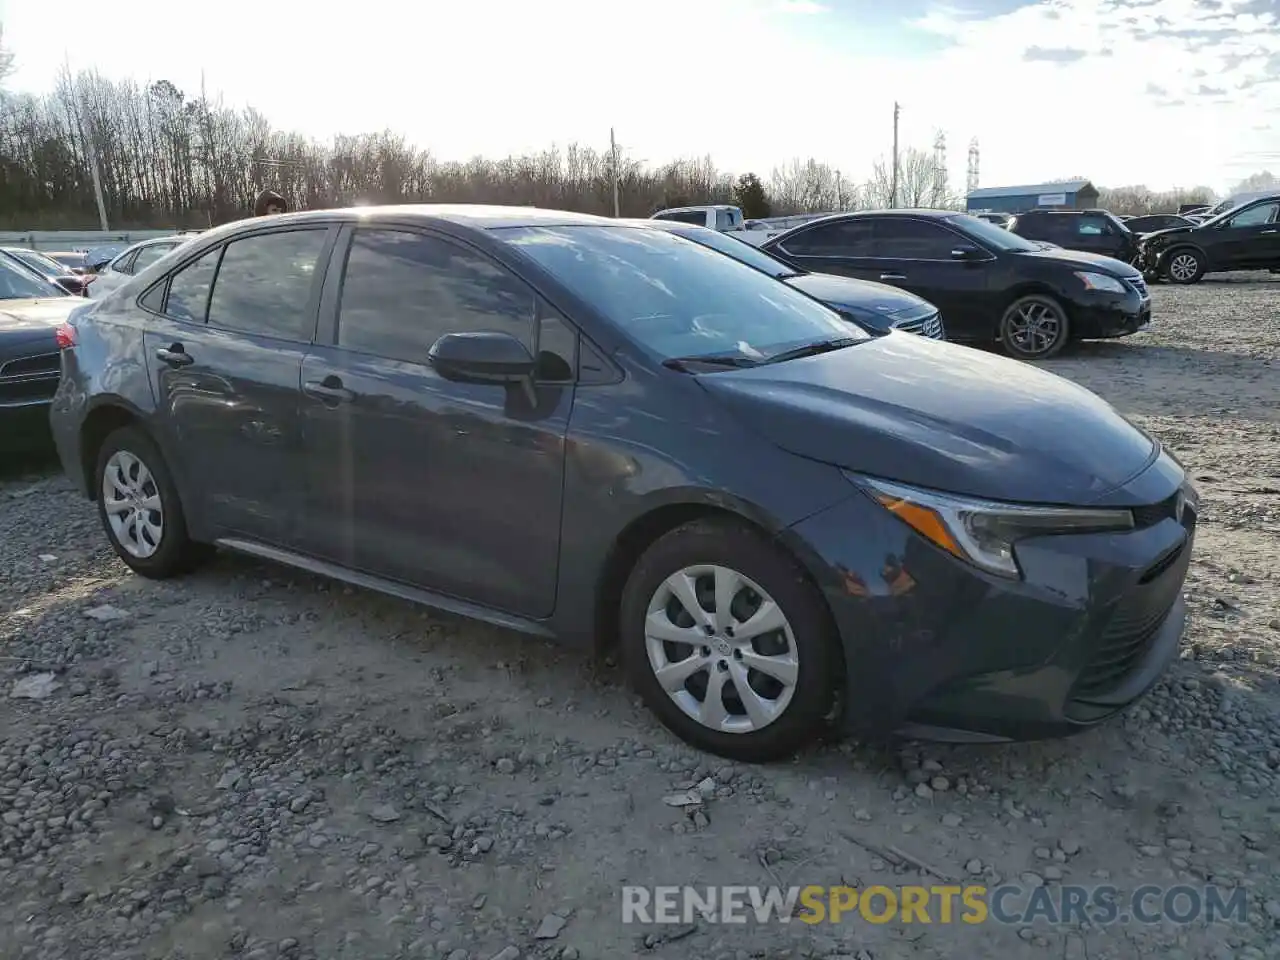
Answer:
998, 294, 1070, 360
619, 517, 839, 762
1164, 248, 1205, 284
95, 425, 211, 578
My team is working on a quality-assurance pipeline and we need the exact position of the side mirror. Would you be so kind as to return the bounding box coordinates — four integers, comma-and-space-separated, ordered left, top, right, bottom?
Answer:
428, 331, 536, 384
951, 245, 984, 261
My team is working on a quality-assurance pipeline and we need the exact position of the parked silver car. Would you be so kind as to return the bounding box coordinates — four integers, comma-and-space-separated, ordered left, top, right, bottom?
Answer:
89, 235, 194, 299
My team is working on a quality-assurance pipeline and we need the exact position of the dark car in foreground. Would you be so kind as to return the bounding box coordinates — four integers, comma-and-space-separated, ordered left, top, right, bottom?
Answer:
1007, 209, 1138, 264
1, 257, 87, 450
631, 219, 944, 338
51, 205, 1196, 761
0, 247, 95, 296
1137, 195, 1280, 283
762, 210, 1151, 360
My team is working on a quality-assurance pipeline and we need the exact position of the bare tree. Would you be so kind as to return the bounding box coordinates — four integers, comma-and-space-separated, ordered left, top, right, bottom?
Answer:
862, 148, 958, 210
0, 68, 1247, 230
0, 25, 14, 86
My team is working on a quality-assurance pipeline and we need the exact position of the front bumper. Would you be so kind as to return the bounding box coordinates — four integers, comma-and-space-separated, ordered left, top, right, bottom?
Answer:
786, 461, 1195, 742
1068, 282, 1151, 340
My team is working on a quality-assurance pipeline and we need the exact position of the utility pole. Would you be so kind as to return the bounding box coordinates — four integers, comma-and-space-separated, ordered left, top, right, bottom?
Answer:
890, 102, 900, 209
835, 169, 842, 209
65, 53, 109, 231
610, 127, 621, 217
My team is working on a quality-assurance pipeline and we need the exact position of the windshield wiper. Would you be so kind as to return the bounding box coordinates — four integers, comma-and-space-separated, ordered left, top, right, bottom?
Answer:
763, 337, 861, 365
662, 353, 762, 373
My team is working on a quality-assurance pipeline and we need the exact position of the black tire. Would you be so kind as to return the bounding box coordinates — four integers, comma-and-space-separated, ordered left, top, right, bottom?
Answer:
619, 517, 840, 762
94, 425, 211, 578
1164, 248, 1205, 284
998, 293, 1070, 360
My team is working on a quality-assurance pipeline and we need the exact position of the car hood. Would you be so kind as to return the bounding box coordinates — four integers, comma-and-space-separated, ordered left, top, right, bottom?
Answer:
1139, 224, 1197, 243
1014, 248, 1141, 278
785, 273, 931, 315
698, 333, 1158, 505
0, 297, 80, 341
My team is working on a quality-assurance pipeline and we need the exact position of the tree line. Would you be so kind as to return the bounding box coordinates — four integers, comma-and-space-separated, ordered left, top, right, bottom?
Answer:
0, 63, 1258, 231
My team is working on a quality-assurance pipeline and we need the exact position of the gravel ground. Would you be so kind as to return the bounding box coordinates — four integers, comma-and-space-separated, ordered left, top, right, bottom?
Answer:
2, 276, 1278, 960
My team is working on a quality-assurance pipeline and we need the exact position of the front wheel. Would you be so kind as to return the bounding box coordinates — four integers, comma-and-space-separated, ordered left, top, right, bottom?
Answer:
999, 294, 1070, 360
1165, 249, 1204, 284
619, 518, 840, 762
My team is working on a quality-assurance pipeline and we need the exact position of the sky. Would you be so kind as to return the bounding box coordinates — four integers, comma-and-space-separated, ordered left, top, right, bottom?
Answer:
2, 0, 1278, 194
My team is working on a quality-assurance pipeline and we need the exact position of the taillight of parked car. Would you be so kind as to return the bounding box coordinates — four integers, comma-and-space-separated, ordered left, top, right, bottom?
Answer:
55, 322, 77, 349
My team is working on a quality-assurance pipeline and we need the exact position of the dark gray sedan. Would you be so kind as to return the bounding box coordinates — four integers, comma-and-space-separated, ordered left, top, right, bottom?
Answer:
50, 205, 1197, 761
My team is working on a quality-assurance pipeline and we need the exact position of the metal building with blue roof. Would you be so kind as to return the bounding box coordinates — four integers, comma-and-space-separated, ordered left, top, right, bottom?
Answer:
965, 180, 1100, 215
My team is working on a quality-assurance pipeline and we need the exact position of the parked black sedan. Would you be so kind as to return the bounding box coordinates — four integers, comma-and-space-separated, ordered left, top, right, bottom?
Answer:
1137, 194, 1280, 283
51, 204, 1195, 761
762, 210, 1151, 360
0, 256, 87, 451
631, 219, 944, 338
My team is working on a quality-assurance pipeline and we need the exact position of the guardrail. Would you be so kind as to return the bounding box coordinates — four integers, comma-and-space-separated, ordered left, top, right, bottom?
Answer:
0, 230, 193, 252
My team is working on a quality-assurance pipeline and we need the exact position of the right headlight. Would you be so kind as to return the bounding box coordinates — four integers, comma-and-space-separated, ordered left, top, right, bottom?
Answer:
849, 474, 1135, 579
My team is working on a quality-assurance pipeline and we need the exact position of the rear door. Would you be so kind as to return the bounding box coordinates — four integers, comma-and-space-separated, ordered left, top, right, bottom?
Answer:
142, 225, 335, 545
767, 218, 879, 280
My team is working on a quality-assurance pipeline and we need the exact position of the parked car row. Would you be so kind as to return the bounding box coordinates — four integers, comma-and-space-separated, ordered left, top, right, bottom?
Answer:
38, 203, 1197, 763
974, 194, 1280, 284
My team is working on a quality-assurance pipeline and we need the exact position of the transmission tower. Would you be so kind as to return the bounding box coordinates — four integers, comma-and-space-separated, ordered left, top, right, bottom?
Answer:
932, 131, 947, 204
966, 138, 980, 195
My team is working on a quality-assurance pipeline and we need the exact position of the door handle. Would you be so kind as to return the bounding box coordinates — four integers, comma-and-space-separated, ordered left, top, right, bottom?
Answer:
303, 377, 354, 403
1262, 229, 1277, 234
155, 344, 193, 367
880, 273, 907, 281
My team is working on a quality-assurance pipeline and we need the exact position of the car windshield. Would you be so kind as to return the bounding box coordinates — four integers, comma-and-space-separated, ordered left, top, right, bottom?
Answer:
499, 225, 867, 363
50, 252, 88, 268
0, 255, 71, 299
10, 248, 67, 276
945, 214, 1040, 252
665, 225, 793, 279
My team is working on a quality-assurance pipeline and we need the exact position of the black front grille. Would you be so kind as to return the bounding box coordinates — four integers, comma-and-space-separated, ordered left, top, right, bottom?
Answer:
893, 311, 944, 339
1073, 540, 1190, 699
1126, 276, 1149, 299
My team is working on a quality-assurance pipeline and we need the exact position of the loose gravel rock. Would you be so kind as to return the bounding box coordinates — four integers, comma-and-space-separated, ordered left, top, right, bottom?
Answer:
1, 276, 1277, 958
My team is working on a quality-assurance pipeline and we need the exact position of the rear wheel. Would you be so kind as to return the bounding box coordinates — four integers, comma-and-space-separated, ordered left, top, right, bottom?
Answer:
1165, 249, 1204, 284
999, 294, 1069, 360
95, 425, 211, 578
619, 518, 840, 762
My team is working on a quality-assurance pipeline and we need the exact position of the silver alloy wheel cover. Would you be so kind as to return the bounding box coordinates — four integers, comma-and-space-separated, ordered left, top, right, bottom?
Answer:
1006, 297, 1064, 356
644, 564, 799, 734
102, 450, 164, 559
1169, 253, 1198, 281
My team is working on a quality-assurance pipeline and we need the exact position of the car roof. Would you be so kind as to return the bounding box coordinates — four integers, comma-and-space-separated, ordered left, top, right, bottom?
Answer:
233, 204, 617, 232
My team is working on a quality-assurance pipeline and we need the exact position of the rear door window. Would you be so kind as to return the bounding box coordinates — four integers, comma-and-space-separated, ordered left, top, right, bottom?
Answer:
206, 229, 328, 341
779, 219, 876, 257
